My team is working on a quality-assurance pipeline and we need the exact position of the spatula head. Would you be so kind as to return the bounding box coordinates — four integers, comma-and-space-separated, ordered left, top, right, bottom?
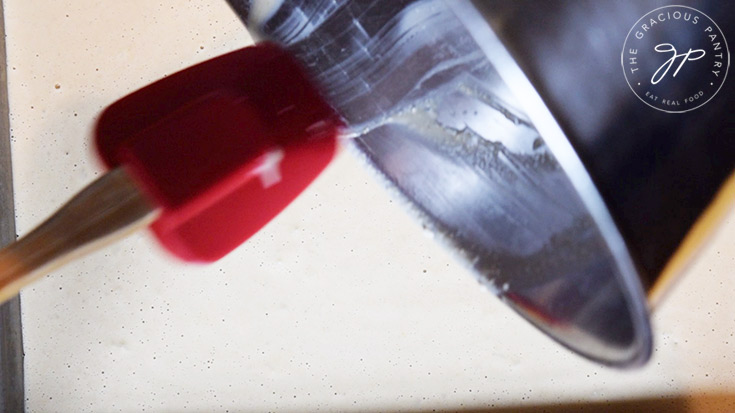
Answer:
95, 43, 343, 262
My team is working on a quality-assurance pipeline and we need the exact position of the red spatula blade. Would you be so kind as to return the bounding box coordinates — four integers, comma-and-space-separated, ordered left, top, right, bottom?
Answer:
96, 43, 343, 262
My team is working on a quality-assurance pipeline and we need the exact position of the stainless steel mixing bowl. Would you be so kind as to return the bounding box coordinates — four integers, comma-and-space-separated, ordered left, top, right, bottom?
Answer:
225, 0, 735, 367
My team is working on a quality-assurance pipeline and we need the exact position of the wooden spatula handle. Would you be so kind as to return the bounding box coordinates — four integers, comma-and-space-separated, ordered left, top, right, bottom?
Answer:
0, 168, 157, 303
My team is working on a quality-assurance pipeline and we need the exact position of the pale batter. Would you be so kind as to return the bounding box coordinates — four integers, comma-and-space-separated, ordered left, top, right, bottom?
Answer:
4, 0, 735, 411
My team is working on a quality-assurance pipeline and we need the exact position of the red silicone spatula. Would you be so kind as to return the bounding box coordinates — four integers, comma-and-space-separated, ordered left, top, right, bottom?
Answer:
0, 42, 343, 302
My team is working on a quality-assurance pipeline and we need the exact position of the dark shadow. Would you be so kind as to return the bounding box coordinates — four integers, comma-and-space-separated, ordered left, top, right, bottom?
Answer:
0, 1, 25, 411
